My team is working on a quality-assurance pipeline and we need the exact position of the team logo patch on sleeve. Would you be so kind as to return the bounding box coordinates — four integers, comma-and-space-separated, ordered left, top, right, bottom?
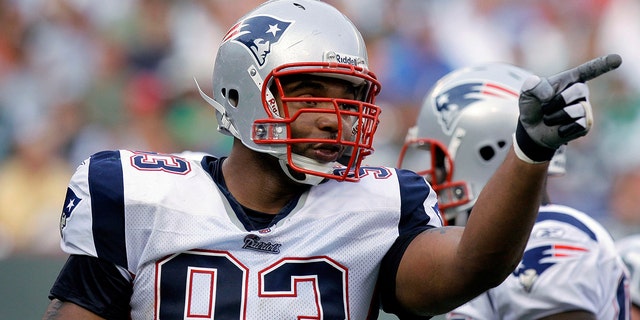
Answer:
60, 187, 82, 233
223, 15, 293, 67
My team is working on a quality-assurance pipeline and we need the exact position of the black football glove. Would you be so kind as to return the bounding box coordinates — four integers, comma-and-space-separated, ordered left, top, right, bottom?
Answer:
514, 54, 622, 163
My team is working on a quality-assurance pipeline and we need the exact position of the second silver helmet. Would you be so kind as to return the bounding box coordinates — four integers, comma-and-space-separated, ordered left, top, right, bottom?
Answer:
398, 63, 565, 224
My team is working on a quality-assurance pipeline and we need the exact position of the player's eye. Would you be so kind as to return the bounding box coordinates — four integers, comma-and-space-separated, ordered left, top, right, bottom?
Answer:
339, 103, 358, 112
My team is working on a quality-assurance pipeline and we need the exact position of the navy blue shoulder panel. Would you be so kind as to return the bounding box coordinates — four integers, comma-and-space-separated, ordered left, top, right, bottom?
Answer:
378, 169, 435, 318
537, 210, 597, 241
397, 168, 434, 235
88, 150, 127, 267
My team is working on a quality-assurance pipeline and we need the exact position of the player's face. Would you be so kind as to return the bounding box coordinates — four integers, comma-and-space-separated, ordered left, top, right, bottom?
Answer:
276, 75, 360, 163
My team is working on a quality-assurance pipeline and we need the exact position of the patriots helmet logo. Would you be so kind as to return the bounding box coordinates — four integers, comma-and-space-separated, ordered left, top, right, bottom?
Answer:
513, 244, 588, 292
223, 15, 293, 67
433, 82, 518, 134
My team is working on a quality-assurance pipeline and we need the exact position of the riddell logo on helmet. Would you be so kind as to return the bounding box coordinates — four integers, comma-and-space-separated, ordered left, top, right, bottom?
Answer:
335, 54, 361, 67
326, 51, 365, 68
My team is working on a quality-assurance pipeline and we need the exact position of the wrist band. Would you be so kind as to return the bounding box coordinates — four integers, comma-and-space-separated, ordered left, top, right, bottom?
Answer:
513, 122, 556, 163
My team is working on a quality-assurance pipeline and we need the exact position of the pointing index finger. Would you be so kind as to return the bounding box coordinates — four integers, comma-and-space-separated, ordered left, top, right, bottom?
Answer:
548, 54, 622, 90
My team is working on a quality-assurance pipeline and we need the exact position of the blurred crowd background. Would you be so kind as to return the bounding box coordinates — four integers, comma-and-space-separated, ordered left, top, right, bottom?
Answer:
0, 0, 639, 259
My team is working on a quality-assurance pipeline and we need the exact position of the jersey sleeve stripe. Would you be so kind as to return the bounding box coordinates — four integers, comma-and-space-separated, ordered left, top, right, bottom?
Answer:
89, 150, 128, 267
397, 169, 438, 234
617, 273, 630, 320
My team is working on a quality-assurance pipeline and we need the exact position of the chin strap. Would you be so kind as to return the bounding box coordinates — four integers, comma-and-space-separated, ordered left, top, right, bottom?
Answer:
277, 154, 335, 186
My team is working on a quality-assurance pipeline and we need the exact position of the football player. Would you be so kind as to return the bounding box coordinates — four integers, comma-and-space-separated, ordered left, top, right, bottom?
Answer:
43, 0, 621, 319
617, 234, 640, 319
397, 62, 629, 319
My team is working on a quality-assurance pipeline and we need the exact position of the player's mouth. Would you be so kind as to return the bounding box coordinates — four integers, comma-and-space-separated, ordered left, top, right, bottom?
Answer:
309, 143, 343, 162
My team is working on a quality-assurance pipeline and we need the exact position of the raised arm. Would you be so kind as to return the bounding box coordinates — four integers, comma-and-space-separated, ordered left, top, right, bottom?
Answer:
394, 54, 622, 315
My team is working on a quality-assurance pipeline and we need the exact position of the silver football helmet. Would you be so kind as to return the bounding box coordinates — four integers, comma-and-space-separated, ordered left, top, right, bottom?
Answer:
398, 63, 566, 224
198, 0, 381, 185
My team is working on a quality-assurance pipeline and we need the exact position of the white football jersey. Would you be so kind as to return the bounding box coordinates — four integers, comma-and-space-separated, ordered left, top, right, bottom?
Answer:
447, 204, 630, 320
58, 150, 443, 319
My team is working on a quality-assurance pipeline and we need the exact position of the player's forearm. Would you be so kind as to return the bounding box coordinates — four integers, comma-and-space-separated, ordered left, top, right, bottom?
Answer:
458, 148, 547, 282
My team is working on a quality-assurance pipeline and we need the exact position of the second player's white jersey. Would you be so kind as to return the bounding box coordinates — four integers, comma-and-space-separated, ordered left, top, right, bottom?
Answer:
58, 150, 443, 319
447, 204, 630, 320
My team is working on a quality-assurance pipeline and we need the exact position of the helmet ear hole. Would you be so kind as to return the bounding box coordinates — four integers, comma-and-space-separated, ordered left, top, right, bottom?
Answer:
228, 89, 239, 108
479, 145, 496, 161
221, 88, 239, 108
479, 140, 509, 161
